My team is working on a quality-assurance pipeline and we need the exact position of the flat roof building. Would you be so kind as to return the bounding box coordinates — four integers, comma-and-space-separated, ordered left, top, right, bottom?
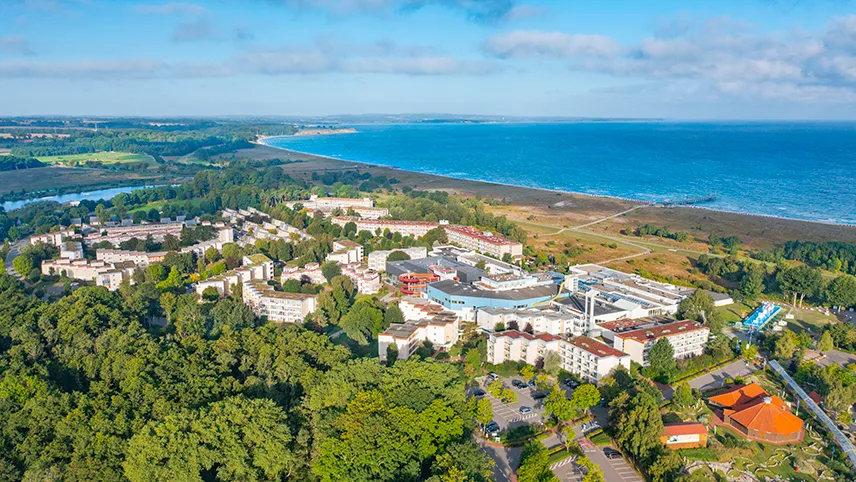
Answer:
444, 225, 523, 259
378, 313, 459, 361
367, 246, 428, 272
331, 217, 441, 238
242, 279, 316, 324
385, 256, 487, 285
195, 254, 274, 298
427, 279, 560, 321
661, 423, 708, 450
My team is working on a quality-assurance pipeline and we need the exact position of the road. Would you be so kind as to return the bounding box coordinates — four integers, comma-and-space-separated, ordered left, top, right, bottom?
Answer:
688, 359, 757, 391
811, 349, 856, 368
554, 407, 643, 482
5, 237, 28, 277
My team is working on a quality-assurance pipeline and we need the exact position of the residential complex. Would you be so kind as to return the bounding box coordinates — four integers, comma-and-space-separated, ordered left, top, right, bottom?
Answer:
340, 263, 382, 294
41, 258, 136, 291
487, 331, 562, 365
195, 254, 274, 298
326, 239, 364, 265
378, 313, 459, 362
223, 207, 310, 247
281, 263, 327, 285
331, 217, 441, 238
83, 221, 187, 247
285, 195, 389, 219
612, 320, 710, 366
96, 249, 167, 266
242, 279, 317, 324
31, 229, 76, 247
367, 246, 428, 271
443, 225, 523, 259
60, 241, 84, 260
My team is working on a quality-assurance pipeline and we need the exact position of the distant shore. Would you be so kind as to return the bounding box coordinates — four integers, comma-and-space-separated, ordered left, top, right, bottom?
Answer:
257, 128, 357, 144
258, 136, 855, 229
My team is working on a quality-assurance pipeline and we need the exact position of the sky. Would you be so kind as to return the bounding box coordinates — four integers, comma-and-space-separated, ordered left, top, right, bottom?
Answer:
1, 0, 856, 119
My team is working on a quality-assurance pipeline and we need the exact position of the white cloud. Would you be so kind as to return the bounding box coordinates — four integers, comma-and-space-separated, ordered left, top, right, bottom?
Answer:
484, 31, 621, 58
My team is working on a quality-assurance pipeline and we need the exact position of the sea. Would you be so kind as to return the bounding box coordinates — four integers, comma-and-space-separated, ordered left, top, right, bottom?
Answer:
265, 122, 856, 225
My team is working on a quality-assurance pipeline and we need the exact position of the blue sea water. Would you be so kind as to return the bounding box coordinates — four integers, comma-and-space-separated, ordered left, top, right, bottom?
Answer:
265, 122, 856, 225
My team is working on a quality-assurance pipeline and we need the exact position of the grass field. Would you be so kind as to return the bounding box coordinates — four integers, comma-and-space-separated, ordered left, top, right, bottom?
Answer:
0, 166, 166, 196
37, 151, 155, 166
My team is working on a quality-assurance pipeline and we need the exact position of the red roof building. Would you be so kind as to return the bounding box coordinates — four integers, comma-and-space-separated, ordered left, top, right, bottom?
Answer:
708, 383, 804, 444
661, 423, 708, 449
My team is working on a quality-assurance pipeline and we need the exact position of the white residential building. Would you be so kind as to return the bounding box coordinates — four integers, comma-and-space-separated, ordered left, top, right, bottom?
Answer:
326, 239, 364, 265
378, 313, 460, 361
340, 263, 381, 294
560, 336, 632, 383
41, 258, 136, 291
96, 249, 167, 266
486, 331, 563, 366
180, 227, 235, 256
477, 307, 585, 337
443, 225, 523, 259
398, 296, 449, 321
242, 279, 317, 323
486, 330, 631, 383
285, 195, 389, 219
60, 241, 84, 260
195, 254, 274, 298
83, 221, 188, 247
367, 246, 428, 271
31, 229, 76, 247
281, 263, 327, 285
612, 320, 710, 366
331, 217, 441, 238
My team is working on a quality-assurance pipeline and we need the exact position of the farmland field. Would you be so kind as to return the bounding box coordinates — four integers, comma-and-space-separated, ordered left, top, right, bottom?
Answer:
37, 151, 155, 166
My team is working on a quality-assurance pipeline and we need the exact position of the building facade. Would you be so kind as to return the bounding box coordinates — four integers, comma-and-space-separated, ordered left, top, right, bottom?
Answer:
242, 279, 317, 323
612, 320, 710, 366
367, 246, 428, 272
195, 254, 274, 298
378, 313, 460, 362
326, 239, 364, 265
331, 217, 441, 238
281, 263, 327, 285
444, 225, 523, 259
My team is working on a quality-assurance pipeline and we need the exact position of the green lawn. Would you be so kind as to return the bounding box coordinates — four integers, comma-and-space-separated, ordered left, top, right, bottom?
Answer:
716, 301, 756, 324
786, 306, 836, 334
37, 151, 155, 166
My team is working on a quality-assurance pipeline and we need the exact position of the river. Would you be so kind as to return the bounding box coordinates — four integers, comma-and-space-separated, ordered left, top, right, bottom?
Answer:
2, 185, 162, 211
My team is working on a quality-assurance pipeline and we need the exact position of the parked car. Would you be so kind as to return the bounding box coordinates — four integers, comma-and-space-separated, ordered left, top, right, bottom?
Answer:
533, 392, 547, 400
485, 421, 500, 435
528, 379, 536, 387
487, 373, 499, 381
604, 449, 622, 460
512, 379, 526, 388
472, 389, 486, 397
519, 406, 533, 414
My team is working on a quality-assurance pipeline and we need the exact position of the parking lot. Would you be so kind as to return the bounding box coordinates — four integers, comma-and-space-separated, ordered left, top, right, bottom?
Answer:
478, 375, 552, 431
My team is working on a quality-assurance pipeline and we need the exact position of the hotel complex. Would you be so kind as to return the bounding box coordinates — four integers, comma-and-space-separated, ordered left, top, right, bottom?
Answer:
331, 217, 441, 238
443, 225, 523, 259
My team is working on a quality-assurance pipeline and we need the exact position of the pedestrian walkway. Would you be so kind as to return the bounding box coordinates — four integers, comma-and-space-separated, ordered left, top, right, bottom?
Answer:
769, 360, 856, 470
550, 456, 576, 470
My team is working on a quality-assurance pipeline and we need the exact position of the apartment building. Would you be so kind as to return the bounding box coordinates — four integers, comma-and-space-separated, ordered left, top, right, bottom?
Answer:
330, 217, 441, 238
560, 336, 631, 383
486, 330, 630, 382
281, 263, 326, 285
83, 221, 186, 247
242, 279, 317, 323
378, 313, 459, 361
443, 225, 523, 259
367, 246, 428, 272
340, 263, 381, 294
486, 331, 563, 366
31, 229, 76, 247
285, 195, 389, 219
41, 258, 136, 291
96, 249, 167, 266
60, 241, 84, 260
477, 307, 583, 336
612, 320, 710, 366
195, 254, 274, 298
180, 227, 235, 256
326, 239, 364, 265
398, 296, 449, 321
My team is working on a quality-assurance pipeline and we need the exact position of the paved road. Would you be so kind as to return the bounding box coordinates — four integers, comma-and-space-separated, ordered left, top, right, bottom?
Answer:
812, 349, 856, 368
5, 237, 28, 277
688, 360, 757, 391
476, 438, 521, 482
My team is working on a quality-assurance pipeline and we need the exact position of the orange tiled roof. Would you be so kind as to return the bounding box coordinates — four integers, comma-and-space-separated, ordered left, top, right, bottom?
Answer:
708, 382, 768, 408
662, 422, 707, 437
728, 396, 804, 435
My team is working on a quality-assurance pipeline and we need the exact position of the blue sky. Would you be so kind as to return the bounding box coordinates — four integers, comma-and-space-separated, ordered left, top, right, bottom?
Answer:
1, 0, 856, 119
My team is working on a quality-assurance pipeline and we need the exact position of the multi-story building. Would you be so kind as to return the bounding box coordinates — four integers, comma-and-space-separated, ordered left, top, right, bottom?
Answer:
477, 307, 582, 336
285, 195, 389, 219
367, 246, 428, 272
96, 249, 167, 266
486, 330, 563, 366
326, 240, 364, 265
378, 313, 459, 361
612, 320, 710, 366
83, 221, 187, 247
180, 227, 235, 256
560, 336, 631, 382
41, 258, 136, 291
443, 225, 523, 259
486, 330, 631, 382
398, 296, 449, 321
281, 263, 326, 285
330, 217, 441, 238
340, 263, 381, 294
195, 254, 274, 298
242, 279, 317, 323
60, 241, 84, 260
31, 229, 76, 247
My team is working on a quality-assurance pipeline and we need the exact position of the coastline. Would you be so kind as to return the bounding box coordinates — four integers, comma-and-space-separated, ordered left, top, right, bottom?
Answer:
258, 136, 855, 228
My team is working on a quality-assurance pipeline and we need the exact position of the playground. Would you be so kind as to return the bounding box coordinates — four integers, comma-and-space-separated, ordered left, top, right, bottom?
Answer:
740, 302, 782, 331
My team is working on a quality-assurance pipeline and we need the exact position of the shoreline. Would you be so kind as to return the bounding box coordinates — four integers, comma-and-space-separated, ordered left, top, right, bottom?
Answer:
258, 136, 856, 228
